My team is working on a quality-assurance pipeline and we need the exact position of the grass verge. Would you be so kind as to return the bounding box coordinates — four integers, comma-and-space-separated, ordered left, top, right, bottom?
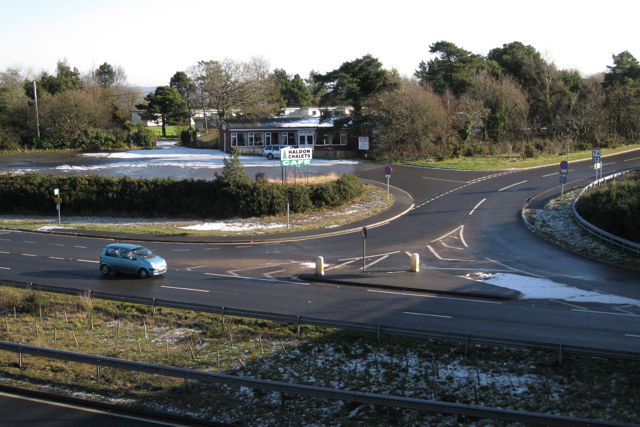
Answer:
408, 144, 640, 170
0, 287, 638, 426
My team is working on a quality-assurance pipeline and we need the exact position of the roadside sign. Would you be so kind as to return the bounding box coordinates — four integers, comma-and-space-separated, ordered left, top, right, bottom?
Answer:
566, 139, 571, 145
559, 175, 568, 184
358, 137, 370, 150
384, 166, 392, 175
560, 161, 568, 169
54, 198, 62, 204
592, 148, 601, 163
281, 147, 313, 166
560, 169, 568, 174
361, 227, 367, 239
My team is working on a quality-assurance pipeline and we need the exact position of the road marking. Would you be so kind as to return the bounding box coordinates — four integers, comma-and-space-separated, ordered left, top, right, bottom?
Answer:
0, 238, 12, 241
426, 245, 469, 262
22, 254, 37, 257
49, 243, 64, 246
339, 250, 400, 261
205, 272, 309, 285
421, 177, 468, 183
74, 245, 87, 249
204, 247, 220, 250
404, 312, 452, 319
161, 285, 209, 293
264, 270, 285, 278
624, 157, 640, 162
78, 259, 99, 263
49, 257, 64, 260
172, 249, 190, 252
484, 258, 545, 278
0, 251, 9, 254
23, 241, 36, 244
542, 172, 557, 177
365, 255, 389, 269
626, 334, 640, 338
368, 289, 502, 304
572, 309, 640, 318
0, 267, 10, 270
498, 180, 527, 192
469, 199, 486, 215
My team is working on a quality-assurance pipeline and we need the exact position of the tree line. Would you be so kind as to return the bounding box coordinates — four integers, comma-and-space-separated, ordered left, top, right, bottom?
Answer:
2, 41, 640, 161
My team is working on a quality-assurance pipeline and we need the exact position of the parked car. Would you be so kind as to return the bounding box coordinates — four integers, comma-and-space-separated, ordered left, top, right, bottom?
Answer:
99, 243, 167, 279
262, 144, 290, 160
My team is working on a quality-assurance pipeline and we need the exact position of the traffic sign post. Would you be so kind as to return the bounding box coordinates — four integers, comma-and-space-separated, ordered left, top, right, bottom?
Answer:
53, 188, 61, 225
566, 139, 571, 159
384, 166, 392, 200
285, 192, 291, 229
559, 162, 569, 200
592, 148, 602, 180
361, 227, 367, 272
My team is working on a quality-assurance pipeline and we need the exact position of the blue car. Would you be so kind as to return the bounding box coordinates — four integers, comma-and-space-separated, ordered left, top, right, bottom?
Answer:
99, 243, 167, 279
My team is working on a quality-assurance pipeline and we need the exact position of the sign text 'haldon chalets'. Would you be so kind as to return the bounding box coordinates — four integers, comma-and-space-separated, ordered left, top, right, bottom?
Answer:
281, 147, 313, 166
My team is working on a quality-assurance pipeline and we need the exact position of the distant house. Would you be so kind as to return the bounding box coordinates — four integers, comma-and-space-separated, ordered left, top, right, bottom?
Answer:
218, 116, 354, 155
130, 110, 196, 128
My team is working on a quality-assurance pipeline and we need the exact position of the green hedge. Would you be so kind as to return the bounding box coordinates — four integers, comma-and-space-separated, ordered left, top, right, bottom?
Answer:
0, 173, 365, 219
576, 171, 640, 244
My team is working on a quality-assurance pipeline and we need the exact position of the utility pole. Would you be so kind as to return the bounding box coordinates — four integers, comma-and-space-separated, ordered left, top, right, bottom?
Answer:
33, 81, 41, 145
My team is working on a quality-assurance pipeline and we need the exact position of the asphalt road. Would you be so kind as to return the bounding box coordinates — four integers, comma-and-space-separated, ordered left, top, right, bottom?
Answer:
1, 148, 640, 425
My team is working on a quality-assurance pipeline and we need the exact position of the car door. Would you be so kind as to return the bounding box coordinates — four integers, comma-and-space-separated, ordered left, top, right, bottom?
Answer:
118, 248, 138, 274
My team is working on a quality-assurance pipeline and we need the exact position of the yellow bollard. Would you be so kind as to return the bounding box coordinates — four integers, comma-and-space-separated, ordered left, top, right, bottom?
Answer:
410, 253, 420, 272
316, 256, 325, 276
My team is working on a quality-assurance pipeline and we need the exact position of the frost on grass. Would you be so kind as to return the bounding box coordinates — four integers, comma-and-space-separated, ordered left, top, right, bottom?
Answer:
523, 187, 640, 269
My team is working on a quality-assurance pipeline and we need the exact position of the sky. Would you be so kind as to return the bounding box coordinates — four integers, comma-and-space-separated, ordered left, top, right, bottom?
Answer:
1, 0, 639, 87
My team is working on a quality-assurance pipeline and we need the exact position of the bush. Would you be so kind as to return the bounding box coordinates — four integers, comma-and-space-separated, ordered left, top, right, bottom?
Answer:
576, 171, 640, 243
0, 173, 365, 219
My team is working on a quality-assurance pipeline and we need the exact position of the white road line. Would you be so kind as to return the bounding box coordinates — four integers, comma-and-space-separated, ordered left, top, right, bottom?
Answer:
205, 272, 309, 285
404, 312, 452, 319
338, 250, 400, 261
49, 243, 64, 246
23, 241, 36, 244
74, 246, 87, 249
484, 257, 545, 278
469, 198, 486, 215
0, 238, 12, 241
49, 257, 64, 260
78, 259, 99, 263
365, 255, 389, 269
0, 251, 9, 254
172, 249, 190, 252
264, 270, 285, 278
572, 309, 640, 317
626, 334, 640, 338
422, 177, 468, 183
22, 254, 37, 257
204, 247, 220, 250
498, 180, 527, 192
161, 285, 209, 293
368, 289, 502, 304
624, 157, 640, 162
542, 172, 557, 177
0, 267, 10, 270
325, 259, 357, 271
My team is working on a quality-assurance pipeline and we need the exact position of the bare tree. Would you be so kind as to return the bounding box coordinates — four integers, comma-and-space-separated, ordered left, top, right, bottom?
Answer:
366, 77, 453, 160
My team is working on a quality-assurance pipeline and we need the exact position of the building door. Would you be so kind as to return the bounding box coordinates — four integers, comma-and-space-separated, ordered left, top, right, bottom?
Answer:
298, 131, 314, 149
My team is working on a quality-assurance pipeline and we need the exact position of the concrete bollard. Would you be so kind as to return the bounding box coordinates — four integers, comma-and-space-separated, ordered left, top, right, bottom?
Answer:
316, 256, 324, 276
410, 253, 420, 272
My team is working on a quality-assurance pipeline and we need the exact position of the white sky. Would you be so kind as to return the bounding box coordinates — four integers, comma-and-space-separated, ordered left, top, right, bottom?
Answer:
1, 0, 638, 87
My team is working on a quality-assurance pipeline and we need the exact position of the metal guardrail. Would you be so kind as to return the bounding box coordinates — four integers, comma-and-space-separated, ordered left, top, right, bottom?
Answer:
2, 280, 640, 363
0, 341, 636, 427
572, 169, 640, 254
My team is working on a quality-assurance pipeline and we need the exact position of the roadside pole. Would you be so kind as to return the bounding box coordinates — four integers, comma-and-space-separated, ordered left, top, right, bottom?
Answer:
384, 166, 392, 200
53, 188, 61, 225
559, 161, 568, 200
361, 227, 367, 272
285, 193, 291, 229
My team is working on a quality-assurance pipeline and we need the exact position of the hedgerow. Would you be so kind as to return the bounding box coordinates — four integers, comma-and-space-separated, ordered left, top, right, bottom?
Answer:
575, 171, 640, 243
0, 173, 365, 219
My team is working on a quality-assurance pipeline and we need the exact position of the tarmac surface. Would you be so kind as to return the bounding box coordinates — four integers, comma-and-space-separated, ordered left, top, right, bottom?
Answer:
20, 181, 523, 301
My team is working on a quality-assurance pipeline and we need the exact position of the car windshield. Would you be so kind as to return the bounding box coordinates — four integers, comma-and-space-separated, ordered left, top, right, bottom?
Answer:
133, 247, 154, 259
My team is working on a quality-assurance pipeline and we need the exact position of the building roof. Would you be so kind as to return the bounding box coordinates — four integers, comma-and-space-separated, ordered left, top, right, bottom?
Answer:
221, 117, 335, 130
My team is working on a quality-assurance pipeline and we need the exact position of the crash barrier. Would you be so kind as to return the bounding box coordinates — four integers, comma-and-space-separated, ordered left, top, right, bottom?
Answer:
572, 168, 640, 254
0, 340, 635, 427
1, 280, 639, 363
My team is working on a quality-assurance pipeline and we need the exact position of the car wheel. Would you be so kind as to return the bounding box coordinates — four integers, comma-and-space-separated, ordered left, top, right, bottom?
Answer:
138, 268, 150, 279
267, 153, 274, 160
100, 264, 110, 275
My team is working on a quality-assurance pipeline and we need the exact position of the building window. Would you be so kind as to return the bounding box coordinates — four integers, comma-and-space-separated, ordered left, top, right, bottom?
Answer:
282, 132, 295, 145
254, 132, 263, 146
298, 131, 314, 147
265, 132, 275, 144
339, 131, 347, 145
232, 133, 246, 147
248, 132, 263, 146
319, 134, 331, 145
